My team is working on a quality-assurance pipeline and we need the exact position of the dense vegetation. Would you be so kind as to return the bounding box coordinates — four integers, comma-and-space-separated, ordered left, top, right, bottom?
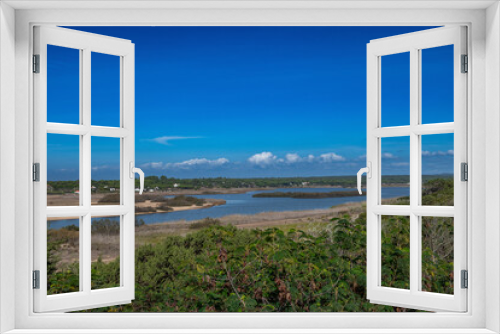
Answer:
46, 179, 454, 312
253, 190, 364, 199
48, 174, 452, 193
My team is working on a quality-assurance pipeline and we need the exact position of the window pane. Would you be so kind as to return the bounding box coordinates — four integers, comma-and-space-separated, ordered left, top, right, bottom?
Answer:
381, 215, 410, 290
91, 137, 121, 205
421, 216, 454, 295
91, 215, 121, 290
91, 52, 120, 127
421, 45, 454, 124
47, 134, 80, 206
381, 52, 410, 127
381, 136, 410, 204
47, 45, 80, 124
421, 133, 454, 206
47, 217, 80, 295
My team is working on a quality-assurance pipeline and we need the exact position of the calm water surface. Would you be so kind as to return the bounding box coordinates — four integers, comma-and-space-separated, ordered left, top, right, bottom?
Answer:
48, 187, 409, 229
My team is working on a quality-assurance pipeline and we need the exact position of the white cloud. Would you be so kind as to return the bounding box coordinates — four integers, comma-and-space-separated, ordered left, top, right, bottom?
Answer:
319, 152, 346, 162
306, 154, 315, 162
248, 152, 278, 166
422, 150, 454, 157
172, 158, 229, 168
284, 153, 316, 163
141, 158, 229, 170
148, 136, 201, 146
382, 152, 395, 159
91, 165, 109, 171
248, 152, 345, 165
140, 162, 163, 169
151, 162, 164, 169
391, 162, 410, 167
285, 153, 301, 163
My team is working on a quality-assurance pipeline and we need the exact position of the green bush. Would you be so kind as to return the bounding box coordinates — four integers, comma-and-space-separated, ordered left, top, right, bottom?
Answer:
189, 218, 221, 230
46, 178, 454, 312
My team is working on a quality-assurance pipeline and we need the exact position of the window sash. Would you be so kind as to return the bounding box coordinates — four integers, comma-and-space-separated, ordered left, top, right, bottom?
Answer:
366, 26, 468, 312
33, 26, 136, 313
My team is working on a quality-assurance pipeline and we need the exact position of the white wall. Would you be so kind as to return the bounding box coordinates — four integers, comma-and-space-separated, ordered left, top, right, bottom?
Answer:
4, 4, 495, 332
0, 2, 16, 333
486, 2, 500, 333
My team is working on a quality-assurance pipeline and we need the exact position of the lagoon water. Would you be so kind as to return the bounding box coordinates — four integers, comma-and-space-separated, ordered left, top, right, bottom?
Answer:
48, 187, 409, 229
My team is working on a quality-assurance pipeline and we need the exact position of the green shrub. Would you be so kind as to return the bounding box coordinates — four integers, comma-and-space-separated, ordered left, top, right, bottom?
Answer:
47, 178, 454, 312
189, 218, 221, 230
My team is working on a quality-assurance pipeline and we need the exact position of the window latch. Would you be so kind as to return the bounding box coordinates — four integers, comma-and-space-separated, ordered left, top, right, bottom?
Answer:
356, 162, 371, 195
130, 162, 144, 195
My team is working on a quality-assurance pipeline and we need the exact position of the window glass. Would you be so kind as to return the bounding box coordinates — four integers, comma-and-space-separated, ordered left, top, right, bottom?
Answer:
91, 137, 121, 205
381, 52, 410, 127
91, 52, 120, 127
381, 215, 410, 290
421, 216, 454, 295
421, 45, 454, 124
47, 134, 80, 206
381, 136, 410, 204
92, 215, 121, 290
421, 133, 454, 206
47, 217, 80, 295
47, 45, 80, 124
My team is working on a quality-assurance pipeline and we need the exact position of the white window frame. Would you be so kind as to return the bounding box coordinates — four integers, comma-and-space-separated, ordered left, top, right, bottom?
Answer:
33, 26, 136, 312
0, 1, 498, 333
366, 26, 467, 312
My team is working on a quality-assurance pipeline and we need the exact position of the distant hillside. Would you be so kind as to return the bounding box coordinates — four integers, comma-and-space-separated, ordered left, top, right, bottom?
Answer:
48, 174, 452, 192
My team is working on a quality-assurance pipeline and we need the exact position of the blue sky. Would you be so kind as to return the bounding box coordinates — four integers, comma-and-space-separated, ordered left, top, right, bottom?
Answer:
47, 26, 454, 181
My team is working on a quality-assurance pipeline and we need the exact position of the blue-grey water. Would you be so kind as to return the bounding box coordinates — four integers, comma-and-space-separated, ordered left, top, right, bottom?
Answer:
48, 187, 409, 230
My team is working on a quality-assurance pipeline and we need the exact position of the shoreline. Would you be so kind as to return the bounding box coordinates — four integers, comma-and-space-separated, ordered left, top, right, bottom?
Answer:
141, 201, 366, 229
163, 184, 409, 196
47, 199, 226, 221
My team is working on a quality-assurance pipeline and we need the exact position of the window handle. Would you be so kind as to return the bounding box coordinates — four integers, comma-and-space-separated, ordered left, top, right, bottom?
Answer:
129, 162, 145, 195
357, 162, 371, 195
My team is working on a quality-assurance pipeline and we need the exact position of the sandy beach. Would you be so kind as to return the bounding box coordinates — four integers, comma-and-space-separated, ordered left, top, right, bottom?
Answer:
46, 193, 226, 221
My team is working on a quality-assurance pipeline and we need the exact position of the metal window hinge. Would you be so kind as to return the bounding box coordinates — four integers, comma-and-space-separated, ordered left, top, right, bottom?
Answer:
461, 162, 468, 182
461, 54, 468, 73
33, 163, 40, 182
33, 54, 40, 73
33, 270, 40, 289
461, 270, 468, 289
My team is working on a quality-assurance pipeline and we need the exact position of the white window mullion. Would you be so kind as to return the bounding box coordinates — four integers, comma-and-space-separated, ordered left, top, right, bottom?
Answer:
365, 45, 380, 300
82, 47, 92, 294
121, 48, 135, 297
82, 214, 91, 293
409, 47, 420, 295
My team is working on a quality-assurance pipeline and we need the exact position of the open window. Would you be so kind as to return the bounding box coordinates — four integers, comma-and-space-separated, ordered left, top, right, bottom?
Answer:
33, 26, 140, 312
362, 26, 467, 312
32, 24, 467, 315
